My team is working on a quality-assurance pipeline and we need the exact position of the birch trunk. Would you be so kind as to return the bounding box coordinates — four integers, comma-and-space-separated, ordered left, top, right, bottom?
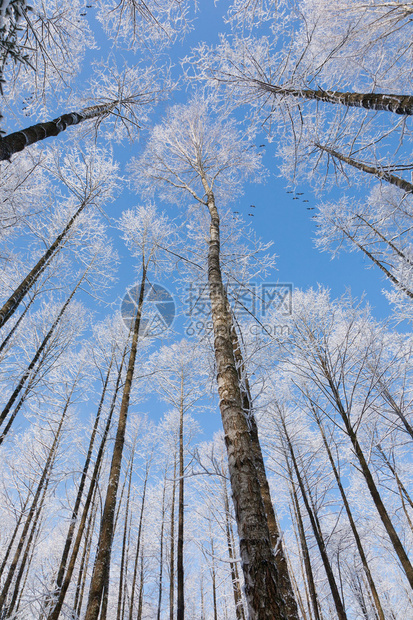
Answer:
46, 344, 127, 620
222, 474, 246, 620
129, 460, 150, 620
281, 421, 348, 620
156, 471, 167, 620
84, 265, 147, 620
203, 180, 288, 619
0, 102, 117, 161
177, 375, 185, 620
0, 393, 68, 614
289, 482, 321, 620
322, 362, 413, 590
0, 199, 88, 330
315, 143, 413, 193
230, 321, 299, 619
313, 410, 386, 620
258, 83, 413, 116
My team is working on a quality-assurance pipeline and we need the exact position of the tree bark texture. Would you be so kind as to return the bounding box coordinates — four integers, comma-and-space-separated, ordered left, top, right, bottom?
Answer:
177, 375, 185, 620
84, 266, 147, 620
315, 143, 413, 193
230, 321, 299, 620
204, 183, 289, 620
258, 83, 413, 116
0, 102, 116, 161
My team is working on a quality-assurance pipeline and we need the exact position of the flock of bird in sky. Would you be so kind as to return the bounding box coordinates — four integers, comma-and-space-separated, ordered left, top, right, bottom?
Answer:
232, 144, 313, 220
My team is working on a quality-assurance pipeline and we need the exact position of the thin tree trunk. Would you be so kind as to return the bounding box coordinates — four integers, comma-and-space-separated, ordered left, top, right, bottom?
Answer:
7, 471, 51, 617
0, 285, 76, 431
0, 294, 35, 357
353, 213, 413, 266
46, 354, 115, 616
169, 456, 176, 620
84, 265, 147, 620
377, 444, 413, 511
99, 568, 110, 620
222, 474, 246, 620
74, 490, 100, 619
117, 444, 136, 620
156, 471, 167, 620
210, 536, 218, 620
177, 375, 185, 620
313, 410, 386, 620
0, 492, 31, 582
315, 143, 413, 193
14, 517, 43, 617
287, 465, 322, 620
258, 82, 413, 115
0, 256, 95, 438
340, 227, 413, 299
281, 422, 348, 620
0, 393, 69, 613
0, 200, 89, 329
375, 387, 413, 440
0, 102, 117, 161
129, 460, 150, 620
202, 180, 288, 619
322, 362, 413, 591
46, 345, 127, 620
137, 551, 144, 620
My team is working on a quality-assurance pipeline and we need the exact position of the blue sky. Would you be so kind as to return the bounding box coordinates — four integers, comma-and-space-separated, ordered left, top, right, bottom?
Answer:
103, 1, 394, 328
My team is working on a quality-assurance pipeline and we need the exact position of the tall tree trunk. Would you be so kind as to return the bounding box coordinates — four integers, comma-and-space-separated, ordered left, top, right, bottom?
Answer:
46, 353, 115, 616
0, 278, 81, 432
222, 474, 246, 620
202, 179, 288, 619
281, 420, 348, 620
169, 456, 176, 620
322, 362, 413, 590
0, 102, 117, 161
257, 83, 413, 115
129, 459, 150, 620
177, 375, 185, 620
117, 445, 136, 620
46, 345, 127, 620
209, 535, 218, 620
0, 393, 69, 614
84, 265, 147, 620
0, 491, 31, 583
137, 551, 145, 620
156, 470, 167, 620
289, 482, 321, 620
313, 409, 386, 620
315, 143, 413, 193
7, 470, 50, 618
230, 320, 299, 619
74, 491, 100, 619
0, 199, 90, 329
377, 445, 413, 512
0, 294, 35, 357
